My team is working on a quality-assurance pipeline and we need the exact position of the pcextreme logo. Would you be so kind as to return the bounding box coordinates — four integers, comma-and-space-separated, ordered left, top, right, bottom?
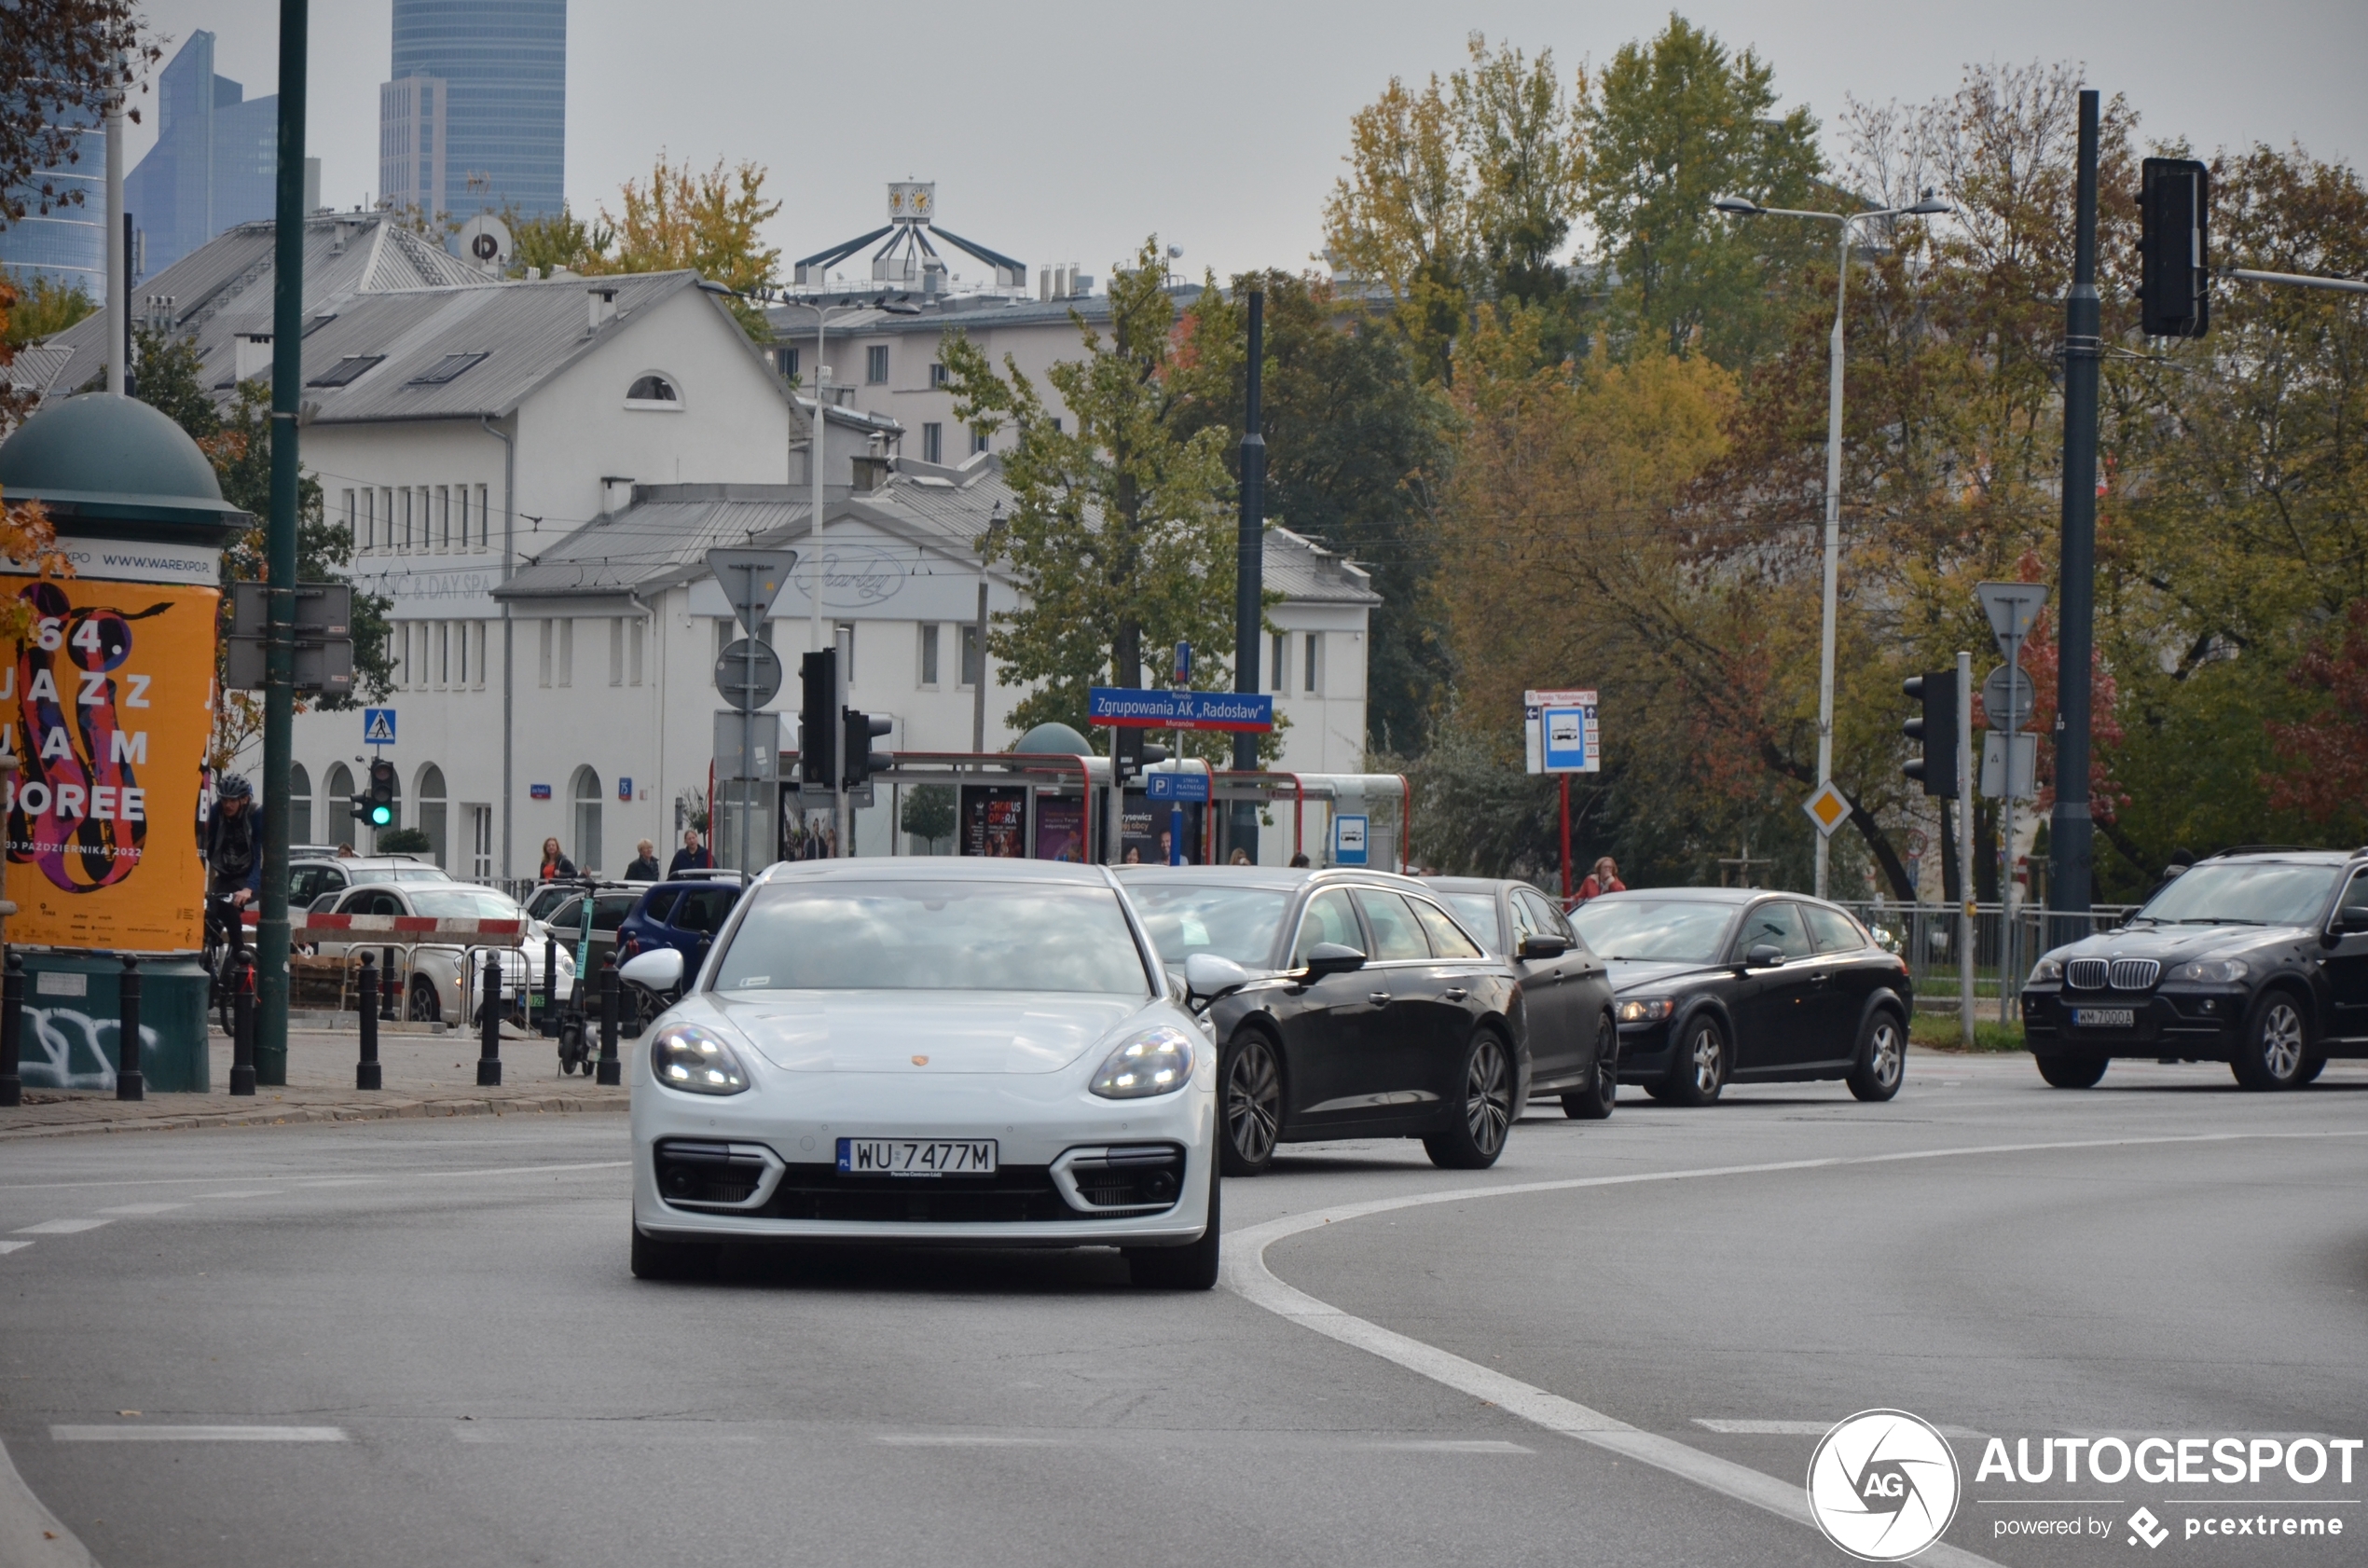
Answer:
1808, 1410, 1962, 1561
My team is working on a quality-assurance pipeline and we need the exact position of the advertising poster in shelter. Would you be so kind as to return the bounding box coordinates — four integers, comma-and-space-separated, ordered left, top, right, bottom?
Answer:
959, 785, 1028, 858
1121, 793, 1203, 865
1033, 796, 1085, 863
3, 578, 217, 952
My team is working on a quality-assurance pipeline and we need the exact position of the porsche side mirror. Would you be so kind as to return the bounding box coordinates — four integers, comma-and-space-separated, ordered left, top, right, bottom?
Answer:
1296, 942, 1368, 981
1742, 942, 1785, 970
619, 946, 686, 992
1517, 932, 1570, 960
1183, 953, 1252, 1011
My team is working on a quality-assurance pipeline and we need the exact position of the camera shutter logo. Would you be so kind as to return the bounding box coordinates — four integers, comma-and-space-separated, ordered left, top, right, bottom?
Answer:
1806, 1410, 1962, 1561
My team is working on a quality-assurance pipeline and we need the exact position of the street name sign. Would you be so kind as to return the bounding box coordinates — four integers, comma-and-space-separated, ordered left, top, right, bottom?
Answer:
1087, 687, 1274, 732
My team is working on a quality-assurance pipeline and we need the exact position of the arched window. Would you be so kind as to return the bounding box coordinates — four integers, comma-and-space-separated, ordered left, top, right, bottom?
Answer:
290, 763, 312, 846
571, 765, 603, 874
324, 763, 355, 848
625, 373, 681, 409
416, 763, 447, 869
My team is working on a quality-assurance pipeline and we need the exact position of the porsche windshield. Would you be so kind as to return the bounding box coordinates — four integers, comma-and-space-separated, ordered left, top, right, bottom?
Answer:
712, 881, 1152, 995
2134, 862, 2340, 928
1571, 899, 1735, 964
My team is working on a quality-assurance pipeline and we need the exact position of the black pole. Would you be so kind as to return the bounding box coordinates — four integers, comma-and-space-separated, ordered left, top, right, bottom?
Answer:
0, 952, 20, 1107
115, 956, 143, 1101
255, 0, 308, 1090
476, 954, 502, 1087
229, 954, 256, 1095
1231, 288, 1266, 860
379, 945, 398, 1020
542, 931, 558, 1033
2050, 89, 2101, 947
355, 952, 380, 1090
597, 953, 620, 1086
121, 212, 135, 397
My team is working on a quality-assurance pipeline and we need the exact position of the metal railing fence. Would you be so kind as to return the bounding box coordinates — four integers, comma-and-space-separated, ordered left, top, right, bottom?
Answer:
1831, 901, 2141, 1023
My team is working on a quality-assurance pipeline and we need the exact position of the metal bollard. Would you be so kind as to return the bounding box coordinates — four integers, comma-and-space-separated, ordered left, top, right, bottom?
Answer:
356, 953, 382, 1091
379, 946, 399, 1021
0, 951, 21, 1108
597, 953, 621, 1086
542, 933, 558, 1031
116, 956, 144, 1101
476, 953, 503, 1087
229, 953, 257, 1095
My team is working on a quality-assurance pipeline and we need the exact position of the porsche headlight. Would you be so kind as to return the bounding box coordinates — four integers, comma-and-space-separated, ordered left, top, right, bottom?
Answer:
1090, 1025, 1196, 1099
650, 1022, 750, 1094
1617, 997, 1675, 1023
2175, 957, 2249, 983
2029, 956, 2064, 983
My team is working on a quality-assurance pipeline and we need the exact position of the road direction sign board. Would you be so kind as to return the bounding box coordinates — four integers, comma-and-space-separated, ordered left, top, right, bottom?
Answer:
1981, 664, 2038, 731
705, 548, 800, 637
1976, 581, 2050, 653
1800, 780, 1853, 838
1145, 771, 1211, 802
714, 638, 783, 711
1522, 688, 1601, 775
362, 708, 396, 745
1333, 813, 1369, 865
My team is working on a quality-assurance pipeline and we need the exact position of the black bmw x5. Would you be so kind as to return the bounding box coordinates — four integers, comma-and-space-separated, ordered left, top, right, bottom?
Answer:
2020, 847, 2368, 1091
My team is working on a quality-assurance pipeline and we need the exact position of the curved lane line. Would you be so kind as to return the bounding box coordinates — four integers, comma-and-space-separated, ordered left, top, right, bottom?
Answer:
1224, 1128, 2368, 1568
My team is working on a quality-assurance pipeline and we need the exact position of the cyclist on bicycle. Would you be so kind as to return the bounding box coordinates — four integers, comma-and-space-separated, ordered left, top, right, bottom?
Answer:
203, 773, 262, 940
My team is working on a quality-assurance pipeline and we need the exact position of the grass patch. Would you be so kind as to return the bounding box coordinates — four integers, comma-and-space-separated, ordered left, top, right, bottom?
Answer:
1911, 1011, 2025, 1053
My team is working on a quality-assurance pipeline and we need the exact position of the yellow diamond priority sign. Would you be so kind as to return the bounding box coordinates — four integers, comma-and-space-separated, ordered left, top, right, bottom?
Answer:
1800, 780, 1852, 838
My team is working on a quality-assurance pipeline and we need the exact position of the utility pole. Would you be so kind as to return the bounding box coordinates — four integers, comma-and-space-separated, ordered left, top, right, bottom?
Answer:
255, 0, 309, 1086
103, 65, 124, 395
2048, 89, 2102, 952
1231, 289, 1265, 862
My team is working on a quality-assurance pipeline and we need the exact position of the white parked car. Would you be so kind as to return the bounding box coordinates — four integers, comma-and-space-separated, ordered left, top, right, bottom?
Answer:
623, 859, 1227, 1288
309, 882, 574, 1024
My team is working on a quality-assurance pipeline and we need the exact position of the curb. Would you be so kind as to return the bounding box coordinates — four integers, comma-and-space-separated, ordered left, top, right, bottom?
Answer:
0, 1093, 626, 1143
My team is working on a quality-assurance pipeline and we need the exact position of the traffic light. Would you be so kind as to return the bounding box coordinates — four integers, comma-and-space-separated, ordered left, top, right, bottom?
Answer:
842, 708, 892, 789
1113, 730, 1170, 781
1901, 672, 1959, 797
799, 649, 837, 789
2139, 157, 2210, 338
351, 757, 397, 828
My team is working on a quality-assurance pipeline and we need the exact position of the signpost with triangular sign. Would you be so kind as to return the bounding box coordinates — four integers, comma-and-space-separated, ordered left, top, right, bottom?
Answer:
706, 550, 799, 872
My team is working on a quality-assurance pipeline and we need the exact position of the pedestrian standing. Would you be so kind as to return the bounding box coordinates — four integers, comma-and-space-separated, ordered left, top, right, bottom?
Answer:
626, 840, 661, 880
668, 829, 711, 876
1575, 856, 1626, 905
539, 836, 578, 880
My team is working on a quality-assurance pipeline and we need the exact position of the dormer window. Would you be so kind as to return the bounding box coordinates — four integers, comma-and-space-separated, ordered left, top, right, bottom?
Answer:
625, 373, 681, 410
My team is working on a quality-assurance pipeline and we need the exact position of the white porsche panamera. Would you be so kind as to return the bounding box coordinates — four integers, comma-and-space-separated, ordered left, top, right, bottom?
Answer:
620, 858, 1228, 1289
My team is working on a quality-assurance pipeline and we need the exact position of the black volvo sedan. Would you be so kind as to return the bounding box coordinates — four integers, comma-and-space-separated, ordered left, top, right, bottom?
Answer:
2020, 846, 2368, 1091
1426, 876, 1618, 1118
1116, 867, 1526, 1173
1569, 888, 1914, 1105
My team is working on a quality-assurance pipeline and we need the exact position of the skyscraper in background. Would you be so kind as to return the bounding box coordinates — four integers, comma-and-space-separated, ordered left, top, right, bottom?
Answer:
125, 31, 296, 280
380, 0, 567, 225
0, 108, 103, 298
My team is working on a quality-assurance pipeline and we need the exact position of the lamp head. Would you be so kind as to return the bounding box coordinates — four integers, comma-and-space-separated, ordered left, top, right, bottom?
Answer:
1905, 187, 1953, 218
1711, 195, 1763, 216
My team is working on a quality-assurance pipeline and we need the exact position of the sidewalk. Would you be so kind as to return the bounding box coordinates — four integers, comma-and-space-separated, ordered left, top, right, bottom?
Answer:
0, 1025, 627, 1141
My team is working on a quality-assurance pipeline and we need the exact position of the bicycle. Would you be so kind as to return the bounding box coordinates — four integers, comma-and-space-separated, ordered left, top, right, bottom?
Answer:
200, 895, 253, 1035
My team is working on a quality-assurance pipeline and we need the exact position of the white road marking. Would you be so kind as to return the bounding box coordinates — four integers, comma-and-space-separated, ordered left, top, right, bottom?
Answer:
14, 1217, 111, 1235
97, 1202, 191, 1216
1696, 1418, 1990, 1440
1223, 1128, 2368, 1568
194, 1190, 282, 1200
50, 1425, 348, 1443
874, 1434, 1067, 1447
0, 1241, 30, 1255
1360, 1438, 1533, 1453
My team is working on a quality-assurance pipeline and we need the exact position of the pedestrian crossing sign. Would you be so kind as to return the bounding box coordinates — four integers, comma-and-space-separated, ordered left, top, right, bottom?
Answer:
1800, 780, 1852, 837
363, 708, 396, 745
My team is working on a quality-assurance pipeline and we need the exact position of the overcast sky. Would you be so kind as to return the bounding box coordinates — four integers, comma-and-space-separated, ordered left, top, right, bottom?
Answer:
125, 0, 2368, 284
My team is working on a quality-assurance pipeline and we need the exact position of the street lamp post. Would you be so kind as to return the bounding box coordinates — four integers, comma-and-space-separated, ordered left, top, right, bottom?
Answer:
1712, 191, 1952, 898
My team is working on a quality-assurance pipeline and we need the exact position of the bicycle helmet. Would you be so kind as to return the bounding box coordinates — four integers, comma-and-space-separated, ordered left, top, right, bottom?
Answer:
215, 772, 255, 801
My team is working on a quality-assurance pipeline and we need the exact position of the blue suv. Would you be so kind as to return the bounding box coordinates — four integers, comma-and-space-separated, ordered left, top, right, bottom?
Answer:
614, 873, 750, 975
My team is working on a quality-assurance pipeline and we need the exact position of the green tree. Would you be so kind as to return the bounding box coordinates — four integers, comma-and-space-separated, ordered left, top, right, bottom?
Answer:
131, 328, 395, 763
503, 201, 613, 275
1175, 272, 1452, 752
1582, 13, 1826, 364
586, 155, 780, 337
0, 269, 95, 345
941, 237, 1238, 741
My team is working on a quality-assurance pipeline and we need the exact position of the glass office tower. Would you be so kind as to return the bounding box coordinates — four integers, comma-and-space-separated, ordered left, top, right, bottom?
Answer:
385, 0, 567, 222
124, 32, 284, 278
0, 108, 104, 299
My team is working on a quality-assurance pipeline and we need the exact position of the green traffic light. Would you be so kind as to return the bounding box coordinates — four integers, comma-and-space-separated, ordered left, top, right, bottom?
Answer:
369, 805, 394, 828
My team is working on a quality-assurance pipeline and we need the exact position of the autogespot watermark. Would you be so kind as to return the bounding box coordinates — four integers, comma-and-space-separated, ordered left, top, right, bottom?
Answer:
1808, 1410, 1963, 1561
1808, 1412, 2360, 1557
